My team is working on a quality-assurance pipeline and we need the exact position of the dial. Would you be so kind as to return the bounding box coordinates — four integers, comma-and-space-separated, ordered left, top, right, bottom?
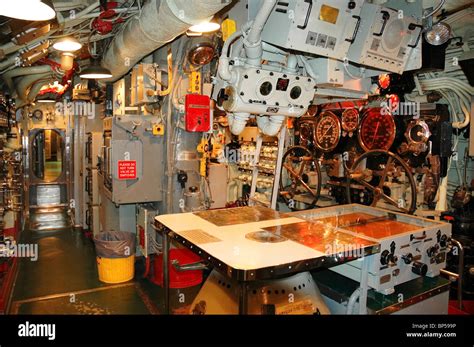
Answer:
405, 120, 431, 143
313, 111, 341, 152
342, 109, 359, 132
358, 109, 396, 151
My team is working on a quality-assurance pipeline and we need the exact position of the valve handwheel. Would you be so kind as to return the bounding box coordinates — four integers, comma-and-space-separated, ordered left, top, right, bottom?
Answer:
345, 150, 417, 214
279, 146, 321, 211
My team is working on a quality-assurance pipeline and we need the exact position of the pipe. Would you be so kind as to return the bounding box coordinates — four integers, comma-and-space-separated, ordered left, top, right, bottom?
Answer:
15, 72, 53, 103
423, 0, 446, 19
3, 65, 53, 95
218, 30, 243, 82
0, 55, 17, 71
102, 0, 230, 81
228, 112, 250, 135
244, 0, 277, 66
256, 115, 285, 136
27, 79, 51, 103
346, 287, 361, 314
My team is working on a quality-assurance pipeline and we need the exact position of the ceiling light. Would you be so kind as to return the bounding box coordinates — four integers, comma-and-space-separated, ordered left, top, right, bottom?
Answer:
0, 0, 55, 21
60, 52, 75, 71
188, 21, 220, 33
425, 22, 451, 46
53, 36, 82, 52
37, 99, 56, 103
79, 61, 112, 79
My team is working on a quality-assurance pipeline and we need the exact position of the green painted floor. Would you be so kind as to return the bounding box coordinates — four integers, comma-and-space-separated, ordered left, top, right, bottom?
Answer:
9, 211, 163, 314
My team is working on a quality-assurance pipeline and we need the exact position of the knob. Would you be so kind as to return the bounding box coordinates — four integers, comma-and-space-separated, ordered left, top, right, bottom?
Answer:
440, 234, 448, 248
348, 1, 356, 10
427, 244, 439, 257
402, 253, 413, 264
388, 254, 398, 265
412, 261, 428, 276
380, 250, 390, 265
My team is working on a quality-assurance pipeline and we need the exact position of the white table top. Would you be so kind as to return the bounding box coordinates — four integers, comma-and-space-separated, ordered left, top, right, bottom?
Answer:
155, 207, 378, 274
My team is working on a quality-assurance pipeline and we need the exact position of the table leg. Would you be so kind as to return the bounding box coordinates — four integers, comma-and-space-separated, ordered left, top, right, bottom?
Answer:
238, 282, 248, 315
358, 256, 369, 314
163, 231, 170, 314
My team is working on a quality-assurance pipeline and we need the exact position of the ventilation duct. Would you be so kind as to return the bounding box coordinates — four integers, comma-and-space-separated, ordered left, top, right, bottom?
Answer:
101, 0, 231, 80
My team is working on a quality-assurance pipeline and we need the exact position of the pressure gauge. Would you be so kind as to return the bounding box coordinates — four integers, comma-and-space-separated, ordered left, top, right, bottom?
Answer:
405, 120, 431, 144
31, 109, 43, 121
313, 111, 341, 152
341, 108, 359, 133
358, 109, 396, 152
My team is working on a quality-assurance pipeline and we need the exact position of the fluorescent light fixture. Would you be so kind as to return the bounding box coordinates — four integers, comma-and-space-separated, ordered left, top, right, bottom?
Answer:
0, 0, 55, 21
188, 21, 220, 33
53, 37, 82, 52
79, 62, 112, 79
425, 22, 451, 46
37, 99, 56, 103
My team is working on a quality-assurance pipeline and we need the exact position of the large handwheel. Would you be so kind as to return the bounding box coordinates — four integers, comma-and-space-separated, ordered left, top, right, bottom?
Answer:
346, 150, 417, 214
279, 146, 322, 210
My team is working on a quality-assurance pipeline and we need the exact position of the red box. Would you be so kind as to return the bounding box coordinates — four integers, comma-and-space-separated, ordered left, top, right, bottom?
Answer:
185, 94, 210, 132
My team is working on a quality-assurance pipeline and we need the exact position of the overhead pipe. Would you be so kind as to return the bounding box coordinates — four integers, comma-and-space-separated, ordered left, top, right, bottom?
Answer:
243, 0, 277, 66
15, 72, 54, 104
3, 65, 53, 96
102, 0, 231, 81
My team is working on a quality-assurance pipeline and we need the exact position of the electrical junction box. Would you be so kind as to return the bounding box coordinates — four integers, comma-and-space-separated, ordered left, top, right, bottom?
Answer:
131, 63, 160, 106
258, 0, 364, 61
346, 3, 422, 74
213, 66, 315, 117
185, 94, 211, 132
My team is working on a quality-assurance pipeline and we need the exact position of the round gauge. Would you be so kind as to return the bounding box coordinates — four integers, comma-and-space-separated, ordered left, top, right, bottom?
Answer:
313, 111, 341, 152
405, 120, 431, 144
358, 109, 396, 152
32, 109, 43, 120
341, 109, 359, 133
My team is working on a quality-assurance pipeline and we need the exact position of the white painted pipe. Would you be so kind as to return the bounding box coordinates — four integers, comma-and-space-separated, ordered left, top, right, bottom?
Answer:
256, 115, 285, 136
244, 0, 277, 66
228, 112, 250, 135
3, 65, 53, 95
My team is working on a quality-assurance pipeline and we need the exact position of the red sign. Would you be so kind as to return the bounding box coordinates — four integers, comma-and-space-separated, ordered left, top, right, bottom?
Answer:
118, 160, 137, 180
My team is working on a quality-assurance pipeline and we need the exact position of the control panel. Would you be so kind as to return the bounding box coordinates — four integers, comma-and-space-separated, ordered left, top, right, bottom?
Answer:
213, 66, 315, 117
346, 3, 422, 74
259, 0, 364, 61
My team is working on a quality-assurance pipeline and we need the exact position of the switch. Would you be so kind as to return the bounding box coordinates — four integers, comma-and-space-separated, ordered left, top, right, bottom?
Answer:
177, 171, 188, 189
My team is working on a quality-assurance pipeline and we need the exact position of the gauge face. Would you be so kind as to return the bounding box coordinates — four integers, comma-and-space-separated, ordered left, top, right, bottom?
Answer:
314, 111, 341, 152
406, 120, 430, 143
342, 109, 359, 132
358, 109, 396, 151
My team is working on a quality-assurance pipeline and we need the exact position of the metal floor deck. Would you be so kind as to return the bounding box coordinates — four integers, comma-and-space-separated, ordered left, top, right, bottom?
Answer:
9, 211, 162, 314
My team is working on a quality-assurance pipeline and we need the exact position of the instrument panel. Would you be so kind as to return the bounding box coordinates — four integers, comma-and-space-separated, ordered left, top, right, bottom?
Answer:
314, 111, 341, 152
358, 109, 396, 151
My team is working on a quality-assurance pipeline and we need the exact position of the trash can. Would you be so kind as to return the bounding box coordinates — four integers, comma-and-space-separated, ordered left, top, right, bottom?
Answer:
94, 231, 136, 284
151, 248, 204, 314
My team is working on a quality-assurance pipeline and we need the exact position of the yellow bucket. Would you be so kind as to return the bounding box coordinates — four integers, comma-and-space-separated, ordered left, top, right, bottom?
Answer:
97, 255, 135, 284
